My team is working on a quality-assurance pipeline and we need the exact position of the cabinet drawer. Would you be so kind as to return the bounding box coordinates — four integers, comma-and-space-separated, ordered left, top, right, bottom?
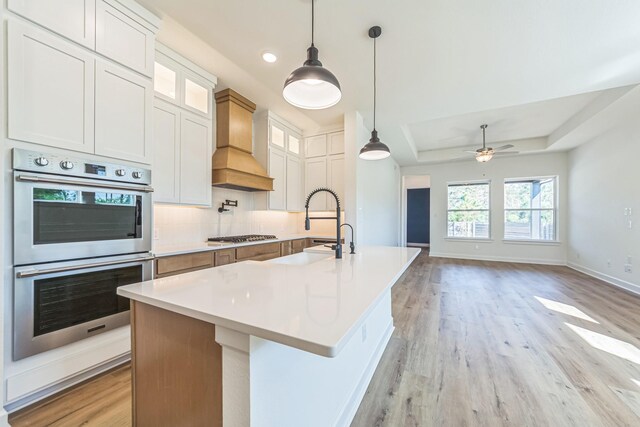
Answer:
236, 242, 281, 261
280, 241, 292, 257
214, 249, 236, 267
155, 252, 214, 277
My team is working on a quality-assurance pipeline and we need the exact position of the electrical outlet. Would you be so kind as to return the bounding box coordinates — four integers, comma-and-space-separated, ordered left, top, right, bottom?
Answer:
628, 220, 633, 230
153, 228, 160, 240
475, 244, 480, 250
624, 264, 633, 273
627, 256, 632, 265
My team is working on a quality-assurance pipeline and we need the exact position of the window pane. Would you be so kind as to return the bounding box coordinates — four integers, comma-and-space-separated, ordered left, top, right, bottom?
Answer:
447, 211, 489, 238
154, 62, 176, 99
505, 179, 555, 209
505, 209, 555, 240
184, 79, 209, 114
505, 182, 531, 209
539, 179, 555, 209
448, 184, 489, 210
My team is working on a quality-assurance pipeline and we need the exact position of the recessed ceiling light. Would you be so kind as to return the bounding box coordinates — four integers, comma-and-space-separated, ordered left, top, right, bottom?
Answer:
262, 52, 277, 63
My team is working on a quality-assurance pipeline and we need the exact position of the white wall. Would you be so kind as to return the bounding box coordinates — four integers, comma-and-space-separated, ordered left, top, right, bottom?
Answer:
567, 118, 640, 294
344, 112, 401, 247
402, 152, 568, 265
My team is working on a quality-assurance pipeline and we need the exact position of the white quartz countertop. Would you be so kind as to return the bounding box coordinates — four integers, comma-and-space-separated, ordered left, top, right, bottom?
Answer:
152, 234, 337, 257
118, 246, 420, 357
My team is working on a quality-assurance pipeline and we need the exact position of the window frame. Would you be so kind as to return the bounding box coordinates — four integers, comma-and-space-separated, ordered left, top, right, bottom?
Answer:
503, 176, 558, 242
446, 180, 492, 240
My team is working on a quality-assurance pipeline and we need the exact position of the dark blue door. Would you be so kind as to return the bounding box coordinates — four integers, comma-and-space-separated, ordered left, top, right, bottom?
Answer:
407, 188, 430, 244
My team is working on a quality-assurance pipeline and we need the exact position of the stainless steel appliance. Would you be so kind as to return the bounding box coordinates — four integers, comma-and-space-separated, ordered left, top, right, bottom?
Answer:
12, 148, 154, 360
207, 234, 277, 246
13, 148, 153, 265
14, 253, 153, 360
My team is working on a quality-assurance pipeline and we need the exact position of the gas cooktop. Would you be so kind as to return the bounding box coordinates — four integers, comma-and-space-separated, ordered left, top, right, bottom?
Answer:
207, 234, 277, 246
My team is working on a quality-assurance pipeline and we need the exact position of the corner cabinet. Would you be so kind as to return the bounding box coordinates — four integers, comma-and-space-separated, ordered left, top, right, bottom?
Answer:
304, 131, 345, 212
254, 112, 305, 212
151, 45, 217, 206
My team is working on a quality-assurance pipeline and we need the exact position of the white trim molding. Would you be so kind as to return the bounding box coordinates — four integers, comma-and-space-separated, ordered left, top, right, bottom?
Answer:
429, 251, 567, 266
567, 262, 640, 296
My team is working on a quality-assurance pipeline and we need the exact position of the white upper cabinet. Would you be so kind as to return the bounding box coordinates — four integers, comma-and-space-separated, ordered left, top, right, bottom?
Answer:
7, 0, 96, 48
255, 112, 305, 211
153, 45, 216, 119
179, 112, 212, 206
152, 101, 181, 203
328, 131, 345, 155
305, 134, 327, 158
286, 156, 303, 212
96, 0, 156, 76
305, 158, 328, 211
95, 61, 153, 163
268, 149, 287, 211
327, 154, 345, 211
7, 21, 95, 153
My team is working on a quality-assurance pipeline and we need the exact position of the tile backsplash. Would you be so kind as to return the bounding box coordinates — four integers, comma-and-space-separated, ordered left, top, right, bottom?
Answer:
153, 188, 344, 247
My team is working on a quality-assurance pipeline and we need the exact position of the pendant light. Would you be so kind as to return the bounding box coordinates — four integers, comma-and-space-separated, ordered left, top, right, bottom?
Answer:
282, 0, 341, 109
359, 26, 391, 161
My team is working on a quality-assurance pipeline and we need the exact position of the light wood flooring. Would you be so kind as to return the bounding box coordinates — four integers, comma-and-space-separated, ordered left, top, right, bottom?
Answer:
10, 252, 640, 426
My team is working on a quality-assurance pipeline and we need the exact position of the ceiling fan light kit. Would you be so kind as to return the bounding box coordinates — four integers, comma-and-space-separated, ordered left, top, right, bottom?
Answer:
283, 0, 341, 109
359, 25, 391, 161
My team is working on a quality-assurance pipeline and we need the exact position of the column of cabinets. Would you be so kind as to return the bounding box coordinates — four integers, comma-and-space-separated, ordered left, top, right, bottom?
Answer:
304, 131, 345, 211
255, 112, 304, 212
6, 0, 159, 163
151, 44, 217, 206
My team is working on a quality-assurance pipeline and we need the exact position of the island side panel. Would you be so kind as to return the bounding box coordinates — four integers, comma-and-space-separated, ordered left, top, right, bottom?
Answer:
131, 301, 222, 427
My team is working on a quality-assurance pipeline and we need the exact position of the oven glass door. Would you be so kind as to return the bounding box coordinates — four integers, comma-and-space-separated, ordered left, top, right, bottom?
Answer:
14, 256, 152, 360
33, 187, 142, 245
14, 173, 152, 265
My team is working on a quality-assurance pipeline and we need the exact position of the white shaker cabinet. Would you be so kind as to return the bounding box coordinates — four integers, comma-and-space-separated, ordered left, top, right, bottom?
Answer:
7, 20, 95, 153
95, 0, 155, 77
255, 112, 305, 212
179, 113, 212, 206
304, 157, 328, 211
95, 61, 153, 163
7, 0, 96, 48
152, 101, 181, 203
327, 154, 345, 211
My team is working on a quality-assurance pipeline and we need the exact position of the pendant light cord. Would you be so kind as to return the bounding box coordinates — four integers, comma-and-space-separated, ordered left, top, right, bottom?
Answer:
311, 0, 315, 46
373, 36, 377, 131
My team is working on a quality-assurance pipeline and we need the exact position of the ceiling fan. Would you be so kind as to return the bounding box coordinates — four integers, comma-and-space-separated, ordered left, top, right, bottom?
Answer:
464, 124, 518, 162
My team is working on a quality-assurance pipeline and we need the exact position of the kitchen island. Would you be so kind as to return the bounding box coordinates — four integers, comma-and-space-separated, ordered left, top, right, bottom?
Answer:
117, 246, 420, 427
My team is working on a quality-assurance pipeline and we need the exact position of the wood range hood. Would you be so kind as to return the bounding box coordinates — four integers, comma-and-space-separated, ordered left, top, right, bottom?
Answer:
212, 89, 274, 191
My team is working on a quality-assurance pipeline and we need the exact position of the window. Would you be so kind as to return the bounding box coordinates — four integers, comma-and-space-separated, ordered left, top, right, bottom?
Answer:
447, 182, 490, 238
504, 177, 556, 241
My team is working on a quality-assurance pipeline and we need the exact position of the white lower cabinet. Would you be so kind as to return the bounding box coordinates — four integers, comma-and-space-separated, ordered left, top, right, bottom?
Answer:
7, 20, 95, 153
95, 61, 153, 163
152, 100, 212, 206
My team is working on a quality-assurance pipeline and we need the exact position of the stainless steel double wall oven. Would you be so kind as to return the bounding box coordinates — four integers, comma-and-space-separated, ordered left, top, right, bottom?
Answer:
12, 148, 153, 360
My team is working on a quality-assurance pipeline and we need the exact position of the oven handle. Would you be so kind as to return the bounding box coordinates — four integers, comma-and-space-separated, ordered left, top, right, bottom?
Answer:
16, 256, 155, 278
16, 174, 154, 193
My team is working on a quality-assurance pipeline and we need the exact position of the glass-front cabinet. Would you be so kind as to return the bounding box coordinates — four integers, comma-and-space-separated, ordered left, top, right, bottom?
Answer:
153, 44, 216, 119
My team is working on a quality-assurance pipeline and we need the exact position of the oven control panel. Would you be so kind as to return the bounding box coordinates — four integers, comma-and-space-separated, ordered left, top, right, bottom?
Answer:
12, 148, 152, 185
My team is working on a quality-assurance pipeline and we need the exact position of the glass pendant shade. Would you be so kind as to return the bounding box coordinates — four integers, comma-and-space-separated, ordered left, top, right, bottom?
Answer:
283, 46, 341, 109
359, 130, 391, 160
475, 151, 493, 162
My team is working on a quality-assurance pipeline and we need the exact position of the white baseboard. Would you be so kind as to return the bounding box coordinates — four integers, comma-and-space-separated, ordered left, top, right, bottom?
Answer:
0, 409, 8, 427
334, 321, 395, 427
429, 251, 566, 266
567, 262, 640, 296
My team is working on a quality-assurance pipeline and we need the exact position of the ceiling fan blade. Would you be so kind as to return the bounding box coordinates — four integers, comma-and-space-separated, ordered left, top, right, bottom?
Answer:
493, 151, 520, 155
493, 144, 514, 152
463, 150, 478, 154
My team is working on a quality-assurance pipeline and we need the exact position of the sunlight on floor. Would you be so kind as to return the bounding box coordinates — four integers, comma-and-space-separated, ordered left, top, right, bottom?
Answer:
534, 296, 599, 323
566, 323, 640, 365
633, 379, 640, 389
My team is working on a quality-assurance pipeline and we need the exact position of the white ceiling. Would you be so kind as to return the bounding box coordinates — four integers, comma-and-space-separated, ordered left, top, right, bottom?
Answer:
139, 0, 640, 165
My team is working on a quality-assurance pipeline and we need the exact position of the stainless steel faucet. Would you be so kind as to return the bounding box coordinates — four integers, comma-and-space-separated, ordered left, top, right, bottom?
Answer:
304, 188, 342, 259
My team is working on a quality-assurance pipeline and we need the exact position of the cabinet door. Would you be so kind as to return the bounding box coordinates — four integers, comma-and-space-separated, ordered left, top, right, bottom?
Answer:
269, 120, 286, 150
327, 154, 345, 211
328, 131, 345, 155
286, 155, 303, 212
287, 132, 302, 156
152, 101, 181, 203
154, 52, 181, 105
214, 249, 236, 266
7, 21, 95, 153
182, 71, 211, 118
268, 148, 286, 211
95, 61, 152, 163
305, 157, 328, 211
179, 112, 212, 206
8, 0, 95, 48
96, 0, 155, 76
305, 134, 327, 158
